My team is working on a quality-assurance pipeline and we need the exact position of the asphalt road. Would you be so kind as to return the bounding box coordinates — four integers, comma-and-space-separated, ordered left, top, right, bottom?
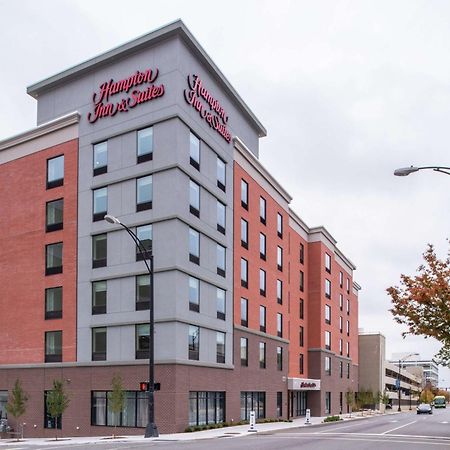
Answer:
2, 409, 450, 449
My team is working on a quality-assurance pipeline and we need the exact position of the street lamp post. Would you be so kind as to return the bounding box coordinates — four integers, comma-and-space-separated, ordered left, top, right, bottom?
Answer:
104, 214, 158, 438
394, 165, 450, 176
397, 353, 419, 412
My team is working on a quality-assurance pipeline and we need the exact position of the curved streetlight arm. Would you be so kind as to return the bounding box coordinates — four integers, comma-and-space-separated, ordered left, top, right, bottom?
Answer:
394, 166, 450, 176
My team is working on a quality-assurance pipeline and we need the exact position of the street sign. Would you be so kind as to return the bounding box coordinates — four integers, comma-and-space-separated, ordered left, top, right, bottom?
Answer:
396, 379, 400, 389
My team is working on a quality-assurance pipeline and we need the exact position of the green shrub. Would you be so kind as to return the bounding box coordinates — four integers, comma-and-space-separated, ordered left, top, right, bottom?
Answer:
323, 415, 341, 423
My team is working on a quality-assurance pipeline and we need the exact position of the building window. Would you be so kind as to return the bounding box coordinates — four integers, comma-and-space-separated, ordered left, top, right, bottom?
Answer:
299, 299, 304, 319
346, 278, 350, 294
299, 353, 304, 374
241, 218, 248, 249
339, 316, 343, 333
241, 179, 248, 209
91, 391, 148, 427
300, 243, 304, 264
216, 244, 226, 277
136, 275, 150, 311
260, 233, 266, 260
339, 338, 343, 355
190, 132, 200, 170
93, 141, 108, 175
260, 196, 266, 224
241, 258, 248, 288
189, 179, 200, 217
277, 246, 283, 271
277, 213, 283, 238
277, 279, 283, 304
277, 392, 282, 418
325, 253, 331, 273
277, 347, 283, 371
217, 157, 226, 191
0, 391, 7, 422
325, 279, 331, 299
299, 326, 304, 347
45, 330, 62, 363
339, 294, 343, 311
188, 325, 200, 360
347, 362, 350, 379
346, 320, 350, 336
325, 304, 331, 325
259, 342, 266, 369
339, 271, 343, 288
240, 392, 265, 420
136, 175, 152, 211
325, 331, 331, 350
346, 341, 350, 357
347, 299, 350, 315
240, 337, 248, 366
45, 287, 62, 319
137, 126, 153, 163
217, 201, 226, 234
92, 281, 107, 315
93, 187, 108, 222
325, 356, 331, 375
92, 234, 107, 268
277, 313, 283, 338
92, 327, 106, 361
47, 155, 64, 189
46, 242, 63, 275
189, 276, 200, 312
189, 391, 225, 426
216, 332, 225, 364
339, 361, 343, 378
299, 271, 304, 292
325, 392, 331, 414
259, 269, 266, 296
44, 391, 62, 429
260, 305, 266, 333
217, 288, 226, 320
241, 298, 248, 327
189, 228, 200, 264
135, 324, 150, 359
46, 199, 64, 232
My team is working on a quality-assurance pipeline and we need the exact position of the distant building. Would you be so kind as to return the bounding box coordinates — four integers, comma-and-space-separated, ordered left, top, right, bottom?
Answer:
390, 353, 439, 387
359, 332, 421, 409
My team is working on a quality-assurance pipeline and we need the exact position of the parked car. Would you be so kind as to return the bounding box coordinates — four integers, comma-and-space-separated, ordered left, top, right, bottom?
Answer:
417, 403, 433, 414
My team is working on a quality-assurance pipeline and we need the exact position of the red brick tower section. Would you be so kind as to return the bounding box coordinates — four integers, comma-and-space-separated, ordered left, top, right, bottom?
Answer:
0, 133, 78, 364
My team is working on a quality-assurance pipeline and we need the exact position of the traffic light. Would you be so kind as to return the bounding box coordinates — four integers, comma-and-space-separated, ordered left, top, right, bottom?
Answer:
139, 382, 149, 392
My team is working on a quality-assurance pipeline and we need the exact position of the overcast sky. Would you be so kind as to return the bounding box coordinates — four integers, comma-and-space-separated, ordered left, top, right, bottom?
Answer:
1, 0, 449, 383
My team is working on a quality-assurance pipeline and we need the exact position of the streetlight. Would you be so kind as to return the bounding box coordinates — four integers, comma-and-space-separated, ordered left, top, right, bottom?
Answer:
104, 214, 158, 438
394, 166, 450, 176
397, 353, 419, 412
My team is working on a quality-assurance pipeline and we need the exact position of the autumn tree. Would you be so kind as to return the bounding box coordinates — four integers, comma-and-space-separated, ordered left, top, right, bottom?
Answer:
420, 389, 434, 404
387, 244, 450, 364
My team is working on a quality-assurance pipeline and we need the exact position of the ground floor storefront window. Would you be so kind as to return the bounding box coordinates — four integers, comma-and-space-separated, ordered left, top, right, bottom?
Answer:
240, 391, 265, 420
0, 391, 7, 420
91, 391, 148, 427
189, 391, 225, 426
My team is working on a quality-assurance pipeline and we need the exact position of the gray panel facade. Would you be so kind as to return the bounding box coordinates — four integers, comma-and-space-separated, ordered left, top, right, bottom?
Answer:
33, 33, 262, 370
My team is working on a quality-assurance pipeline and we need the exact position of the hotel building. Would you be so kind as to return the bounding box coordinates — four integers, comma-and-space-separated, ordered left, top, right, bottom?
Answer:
0, 21, 360, 436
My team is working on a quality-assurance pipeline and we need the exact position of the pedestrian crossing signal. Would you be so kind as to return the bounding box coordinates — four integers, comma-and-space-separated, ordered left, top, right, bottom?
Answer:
139, 382, 149, 392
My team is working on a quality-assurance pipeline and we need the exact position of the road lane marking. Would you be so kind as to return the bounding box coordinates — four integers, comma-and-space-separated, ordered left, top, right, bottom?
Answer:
381, 420, 417, 434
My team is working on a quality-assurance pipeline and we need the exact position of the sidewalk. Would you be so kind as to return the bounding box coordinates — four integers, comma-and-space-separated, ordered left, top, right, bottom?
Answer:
0, 410, 403, 447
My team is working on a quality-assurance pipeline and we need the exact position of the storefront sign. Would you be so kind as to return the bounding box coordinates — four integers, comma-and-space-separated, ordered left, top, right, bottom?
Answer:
88, 68, 165, 124
288, 378, 321, 391
184, 74, 232, 143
